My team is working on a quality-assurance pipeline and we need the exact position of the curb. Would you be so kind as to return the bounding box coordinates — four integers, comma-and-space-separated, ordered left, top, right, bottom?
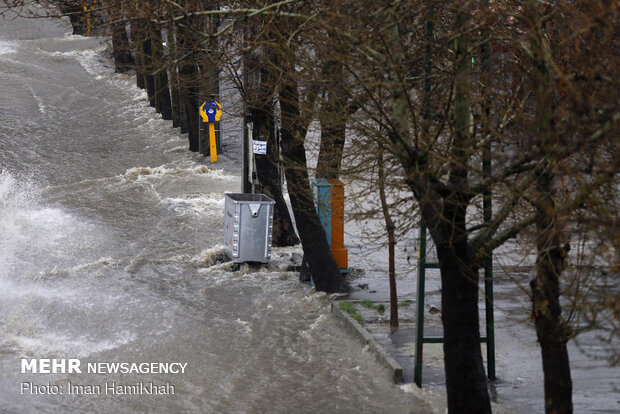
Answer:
330, 303, 404, 384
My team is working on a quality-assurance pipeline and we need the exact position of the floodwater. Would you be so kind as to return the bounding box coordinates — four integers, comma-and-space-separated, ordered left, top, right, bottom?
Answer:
0, 7, 430, 414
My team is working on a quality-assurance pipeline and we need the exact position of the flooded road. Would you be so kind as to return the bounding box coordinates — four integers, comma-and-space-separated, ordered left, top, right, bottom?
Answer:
0, 7, 429, 413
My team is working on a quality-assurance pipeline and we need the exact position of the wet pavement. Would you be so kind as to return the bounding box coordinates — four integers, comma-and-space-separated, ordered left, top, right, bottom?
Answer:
336, 270, 620, 413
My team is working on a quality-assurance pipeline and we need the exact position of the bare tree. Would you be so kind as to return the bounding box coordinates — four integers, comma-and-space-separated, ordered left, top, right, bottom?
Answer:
8, 0, 618, 411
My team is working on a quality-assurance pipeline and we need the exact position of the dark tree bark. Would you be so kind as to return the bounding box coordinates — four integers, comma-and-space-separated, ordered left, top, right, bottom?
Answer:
176, 12, 200, 151
108, 3, 134, 73
252, 104, 300, 247
279, 71, 347, 293
198, 0, 221, 156
56, 1, 86, 35
436, 240, 490, 412
141, 24, 156, 109
316, 111, 347, 180
316, 60, 350, 180
377, 147, 398, 332
150, 23, 173, 120
244, 46, 299, 247
531, 169, 573, 414
166, 19, 182, 129
129, 18, 146, 90
435, 8, 491, 411
179, 64, 200, 151
527, 2, 574, 411
382, 2, 491, 410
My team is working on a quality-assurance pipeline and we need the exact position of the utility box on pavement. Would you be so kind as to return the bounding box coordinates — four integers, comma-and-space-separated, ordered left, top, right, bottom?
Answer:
224, 193, 275, 263
312, 178, 348, 273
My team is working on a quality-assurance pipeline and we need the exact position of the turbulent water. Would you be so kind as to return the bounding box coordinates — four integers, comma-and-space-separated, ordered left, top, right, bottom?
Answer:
0, 9, 431, 414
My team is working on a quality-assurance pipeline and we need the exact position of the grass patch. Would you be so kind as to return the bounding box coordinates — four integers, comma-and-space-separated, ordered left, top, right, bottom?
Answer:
399, 300, 413, 307
360, 300, 386, 314
339, 301, 357, 313
339, 301, 364, 325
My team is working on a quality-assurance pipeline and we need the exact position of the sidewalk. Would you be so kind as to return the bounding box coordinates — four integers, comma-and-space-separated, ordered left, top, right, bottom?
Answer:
331, 270, 620, 414
267, 245, 618, 413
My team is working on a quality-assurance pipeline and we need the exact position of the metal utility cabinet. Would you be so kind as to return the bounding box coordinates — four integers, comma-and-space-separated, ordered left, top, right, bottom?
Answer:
312, 178, 348, 273
224, 193, 275, 263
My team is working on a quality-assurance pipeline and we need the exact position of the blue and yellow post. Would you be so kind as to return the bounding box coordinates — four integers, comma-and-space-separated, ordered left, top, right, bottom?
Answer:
199, 100, 222, 163
312, 178, 348, 273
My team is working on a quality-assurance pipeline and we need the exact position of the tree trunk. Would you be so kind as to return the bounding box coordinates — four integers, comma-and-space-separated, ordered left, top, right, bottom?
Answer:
531, 170, 573, 414
525, 1, 574, 411
377, 147, 398, 332
177, 19, 200, 151
316, 116, 346, 180
252, 105, 300, 246
279, 74, 347, 293
108, 3, 134, 73
316, 60, 348, 180
141, 24, 156, 109
57, 1, 86, 35
128, 19, 146, 90
437, 238, 491, 412
166, 20, 182, 129
179, 66, 200, 151
150, 25, 162, 114
382, 3, 491, 404
434, 6, 492, 412
198, 0, 222, 155
245, 46, 299, 246
150, 23, 173, 120
315, 2, 355, 181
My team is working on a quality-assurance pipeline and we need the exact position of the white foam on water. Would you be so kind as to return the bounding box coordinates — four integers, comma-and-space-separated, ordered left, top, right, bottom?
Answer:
0, 171, 86, 280
162, 193, 225, 216
23, 256, 120, 282
44, 43, 121, 85
124, 164, 239, 182
0, 171, 126, 355
117, 76, 148, 102
65, 46, 109, 79
0, 40, 17, 55
121, 166, 239, 190
194, 244, 229, 267
0, 169, 32, 202
0, 274, 136, 358
298, 313, 329, 341
0, 170, 40, 275
44, 39, 157, 112
3, 330, 136, 358
60, 32, 88, 41
25, 83, 47, 114
234, 318, 252, 334
1, 274, 82, 302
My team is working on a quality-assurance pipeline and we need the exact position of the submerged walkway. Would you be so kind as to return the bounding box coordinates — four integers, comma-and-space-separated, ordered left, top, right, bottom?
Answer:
335, 272, 620, 413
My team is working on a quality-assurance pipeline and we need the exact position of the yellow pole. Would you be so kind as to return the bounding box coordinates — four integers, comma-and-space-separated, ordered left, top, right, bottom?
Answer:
200, 100, 221, 163
83, 5, 91, 36
208, 122, 217, 163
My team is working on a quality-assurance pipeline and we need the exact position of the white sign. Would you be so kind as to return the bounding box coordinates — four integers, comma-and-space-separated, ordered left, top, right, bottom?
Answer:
253, 140, 267, 155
